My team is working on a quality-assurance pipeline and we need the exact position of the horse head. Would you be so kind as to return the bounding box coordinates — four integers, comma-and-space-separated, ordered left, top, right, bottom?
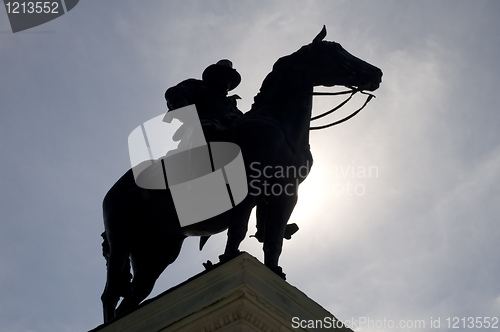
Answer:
301, 26, 382, 92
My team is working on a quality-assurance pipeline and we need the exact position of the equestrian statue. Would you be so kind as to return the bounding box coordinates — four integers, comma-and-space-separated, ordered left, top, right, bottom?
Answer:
100, 26, 382, 323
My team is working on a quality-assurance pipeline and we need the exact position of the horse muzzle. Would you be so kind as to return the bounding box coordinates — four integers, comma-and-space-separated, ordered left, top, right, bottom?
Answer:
356, 67, 382, 92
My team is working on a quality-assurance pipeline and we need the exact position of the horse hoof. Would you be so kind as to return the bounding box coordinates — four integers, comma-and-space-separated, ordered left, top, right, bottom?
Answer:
203, 260, 214, 270
218, 250, 242, 263
269, 266, 286, 280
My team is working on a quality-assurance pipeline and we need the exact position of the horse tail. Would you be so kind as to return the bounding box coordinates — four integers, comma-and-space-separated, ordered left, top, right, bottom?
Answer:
101, 232, 133, 298
101, 231, 110, 262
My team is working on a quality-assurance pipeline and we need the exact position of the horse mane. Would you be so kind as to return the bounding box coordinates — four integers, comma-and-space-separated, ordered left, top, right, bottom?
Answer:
251, 45, 311, 111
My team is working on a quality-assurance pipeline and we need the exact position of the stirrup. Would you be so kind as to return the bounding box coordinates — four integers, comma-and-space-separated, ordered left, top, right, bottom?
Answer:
284, 223, 299, 240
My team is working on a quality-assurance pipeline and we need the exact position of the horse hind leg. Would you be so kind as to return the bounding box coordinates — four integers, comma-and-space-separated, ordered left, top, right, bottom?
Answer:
115, 234, 186, 317
101, 235, 132, 323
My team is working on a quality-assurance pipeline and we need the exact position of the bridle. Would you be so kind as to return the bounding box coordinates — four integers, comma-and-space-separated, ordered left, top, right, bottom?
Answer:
310, 87, 376, 130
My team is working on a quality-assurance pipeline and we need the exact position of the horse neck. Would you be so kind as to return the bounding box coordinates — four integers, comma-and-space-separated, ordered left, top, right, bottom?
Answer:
250, 68, 313, 150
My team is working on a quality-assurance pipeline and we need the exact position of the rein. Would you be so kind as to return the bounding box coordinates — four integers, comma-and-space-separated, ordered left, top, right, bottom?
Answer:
310, 87, 375, 130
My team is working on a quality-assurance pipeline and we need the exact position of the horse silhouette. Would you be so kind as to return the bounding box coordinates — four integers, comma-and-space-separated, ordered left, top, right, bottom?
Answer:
100, 26, 382, 323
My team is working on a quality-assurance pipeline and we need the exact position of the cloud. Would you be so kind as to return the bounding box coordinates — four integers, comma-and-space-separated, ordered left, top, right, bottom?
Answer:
1, 2, 499, 332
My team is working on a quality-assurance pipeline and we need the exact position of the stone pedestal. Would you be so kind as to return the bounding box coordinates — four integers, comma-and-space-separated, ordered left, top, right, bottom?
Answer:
90, 252, 353, 332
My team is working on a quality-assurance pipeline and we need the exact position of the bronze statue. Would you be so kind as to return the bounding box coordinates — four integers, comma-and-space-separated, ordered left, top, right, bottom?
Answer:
100, 26, 382, 323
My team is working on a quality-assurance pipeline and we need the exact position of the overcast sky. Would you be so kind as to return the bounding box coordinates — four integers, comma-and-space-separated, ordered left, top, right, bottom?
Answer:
1, 1, 499, 331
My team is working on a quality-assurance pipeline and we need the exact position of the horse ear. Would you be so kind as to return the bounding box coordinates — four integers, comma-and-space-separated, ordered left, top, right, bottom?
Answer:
312, 25, 327, 43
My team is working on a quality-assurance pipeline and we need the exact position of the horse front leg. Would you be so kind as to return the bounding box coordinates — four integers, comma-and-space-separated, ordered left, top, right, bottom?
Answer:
221, 197, 255, 262
263, 191, 297, 279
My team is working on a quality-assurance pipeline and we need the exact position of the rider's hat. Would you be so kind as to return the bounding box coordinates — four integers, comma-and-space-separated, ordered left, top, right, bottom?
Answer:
202, 59, 241, 91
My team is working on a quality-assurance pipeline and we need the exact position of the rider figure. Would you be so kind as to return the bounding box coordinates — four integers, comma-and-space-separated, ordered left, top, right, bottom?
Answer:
164, 59, 298, 246
165, 59, 242, 142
